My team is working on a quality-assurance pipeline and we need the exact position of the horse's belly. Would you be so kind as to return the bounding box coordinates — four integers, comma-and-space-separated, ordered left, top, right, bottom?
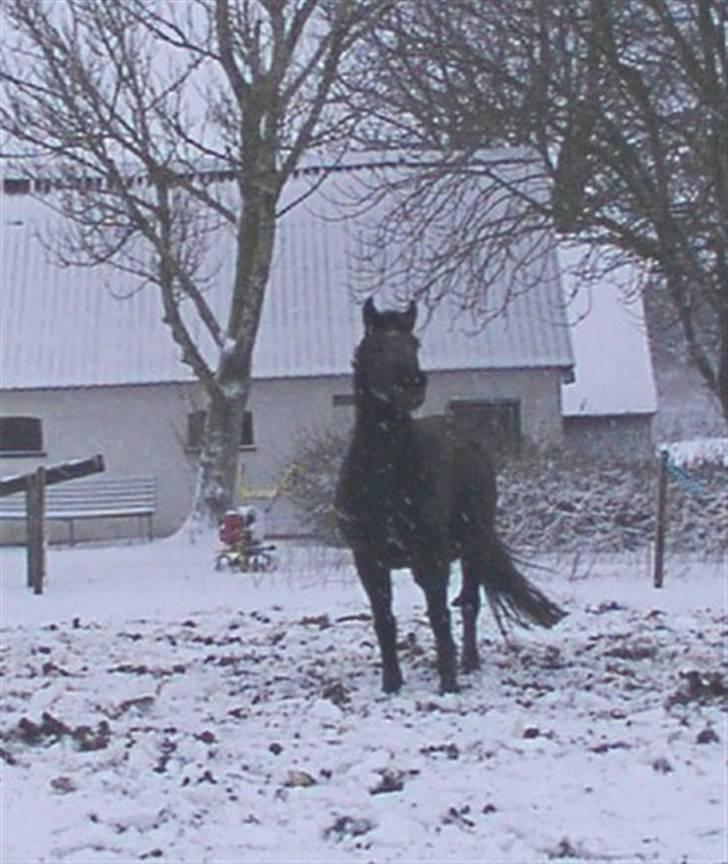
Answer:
338, 507, 405, 563
341, 509, 457, 571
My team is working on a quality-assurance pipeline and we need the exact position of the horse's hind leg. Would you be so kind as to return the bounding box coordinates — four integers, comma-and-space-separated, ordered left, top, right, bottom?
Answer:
353, 549, 403, 693
412, 561, 459, 694
459, 556, 482, 672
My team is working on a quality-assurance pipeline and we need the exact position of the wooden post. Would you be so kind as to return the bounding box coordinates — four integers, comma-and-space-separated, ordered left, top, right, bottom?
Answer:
2, 455, 105, 594
653, 450, 669, 589
25, 472, 36, 589
26, 466, 46, 595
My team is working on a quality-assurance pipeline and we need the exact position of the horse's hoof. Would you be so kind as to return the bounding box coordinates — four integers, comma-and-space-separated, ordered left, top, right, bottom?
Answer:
461, 654, 481, 673
439, 679, 460, 695
382, 672, 403, 694
383, 682, 402, 694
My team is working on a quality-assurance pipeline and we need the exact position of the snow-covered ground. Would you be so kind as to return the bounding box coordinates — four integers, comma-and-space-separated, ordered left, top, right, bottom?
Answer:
1, 539, 725, 863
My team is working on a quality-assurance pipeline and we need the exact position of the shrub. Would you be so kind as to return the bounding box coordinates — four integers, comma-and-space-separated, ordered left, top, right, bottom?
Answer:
286, 427, 727, 555
286, 428, 348, 545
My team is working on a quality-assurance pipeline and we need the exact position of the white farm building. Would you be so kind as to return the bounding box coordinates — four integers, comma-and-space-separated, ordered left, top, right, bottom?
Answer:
0, 160, 656, 542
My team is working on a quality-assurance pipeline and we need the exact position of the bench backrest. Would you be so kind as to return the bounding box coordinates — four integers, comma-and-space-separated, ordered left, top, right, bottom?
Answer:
0, 475, 156, 516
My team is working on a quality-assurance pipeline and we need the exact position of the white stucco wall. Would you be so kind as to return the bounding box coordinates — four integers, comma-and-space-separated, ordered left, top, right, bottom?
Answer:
423, 367, 565, 447
563, 414, 654, 459
0, 383, 203, 543
1, 366, 564, 543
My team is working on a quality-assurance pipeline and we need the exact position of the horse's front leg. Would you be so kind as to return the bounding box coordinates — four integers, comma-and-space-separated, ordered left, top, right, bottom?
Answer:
413, 556, 459, 694
353, 548, 403, 693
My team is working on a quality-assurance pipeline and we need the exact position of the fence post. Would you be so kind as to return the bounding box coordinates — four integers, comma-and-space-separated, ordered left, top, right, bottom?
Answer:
653, 450, 669, 589
26, 467, 46, 595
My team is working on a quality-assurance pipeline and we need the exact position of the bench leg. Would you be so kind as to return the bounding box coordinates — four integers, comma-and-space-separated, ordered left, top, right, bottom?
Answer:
69, 519, 75, 547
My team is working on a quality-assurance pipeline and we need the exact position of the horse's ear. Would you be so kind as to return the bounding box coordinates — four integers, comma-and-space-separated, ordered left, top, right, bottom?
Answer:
402, 300, 417, 332
363, 297, 379, 332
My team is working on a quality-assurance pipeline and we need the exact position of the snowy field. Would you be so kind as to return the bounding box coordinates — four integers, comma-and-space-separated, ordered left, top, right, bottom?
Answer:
0, 539, 725, 864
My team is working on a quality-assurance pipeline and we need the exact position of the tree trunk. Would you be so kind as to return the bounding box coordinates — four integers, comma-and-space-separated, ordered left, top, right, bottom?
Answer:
716, 247, 728, 425
186, 186, 278, 538
190, 388, 249, 533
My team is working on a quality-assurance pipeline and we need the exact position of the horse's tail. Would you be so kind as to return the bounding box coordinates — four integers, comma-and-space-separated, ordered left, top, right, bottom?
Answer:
480, 532, 566, 635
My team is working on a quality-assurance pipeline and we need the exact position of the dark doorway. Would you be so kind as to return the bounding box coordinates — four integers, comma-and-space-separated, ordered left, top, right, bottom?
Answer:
449, 399, 521, 451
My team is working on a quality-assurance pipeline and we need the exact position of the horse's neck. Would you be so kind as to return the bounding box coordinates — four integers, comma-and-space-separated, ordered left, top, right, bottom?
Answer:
353, 398, 412, 455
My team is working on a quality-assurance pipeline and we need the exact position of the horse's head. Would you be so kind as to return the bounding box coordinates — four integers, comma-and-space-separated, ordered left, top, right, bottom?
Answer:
354, 297, 427, 414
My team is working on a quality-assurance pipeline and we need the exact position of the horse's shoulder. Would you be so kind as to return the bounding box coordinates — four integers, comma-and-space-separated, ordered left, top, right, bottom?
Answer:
412, 414, 496, 481
409, 416, 465, 486
412, 414, 479, 454
412, 414, 453, 444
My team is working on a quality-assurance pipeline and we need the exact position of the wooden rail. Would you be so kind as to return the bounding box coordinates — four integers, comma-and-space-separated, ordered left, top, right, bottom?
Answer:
0, 455, 105, 497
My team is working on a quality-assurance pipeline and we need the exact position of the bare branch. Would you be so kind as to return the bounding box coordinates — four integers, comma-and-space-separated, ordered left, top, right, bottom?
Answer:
345, 0, 727, 420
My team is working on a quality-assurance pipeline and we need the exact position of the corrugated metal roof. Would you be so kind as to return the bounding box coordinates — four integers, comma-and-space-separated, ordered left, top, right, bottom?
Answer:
0, 166, 574, 391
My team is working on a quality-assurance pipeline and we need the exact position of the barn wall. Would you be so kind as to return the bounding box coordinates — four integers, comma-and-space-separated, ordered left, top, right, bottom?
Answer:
0, 378, 355, 543
0, 383, 203, 544
650, 355, 724, 442
562, 414, 654, 459
423, 367, 565, 447
245, 366, 565, 474
239, 367, 565, 536
1, 365, 564, 543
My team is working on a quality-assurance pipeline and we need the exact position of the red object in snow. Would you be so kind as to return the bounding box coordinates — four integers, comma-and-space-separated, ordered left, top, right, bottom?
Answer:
219, 511, 245, 546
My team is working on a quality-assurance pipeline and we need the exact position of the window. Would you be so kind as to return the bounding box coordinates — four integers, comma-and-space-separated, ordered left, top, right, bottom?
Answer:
332, 394, 356, 429
0, 416, 44, 455
3, 178, 31, 195
187, 410, 206, 450
187, 409, 254, 450
240, 411, 254, 448
449, 399, 521, 450
332, 394, 355, 407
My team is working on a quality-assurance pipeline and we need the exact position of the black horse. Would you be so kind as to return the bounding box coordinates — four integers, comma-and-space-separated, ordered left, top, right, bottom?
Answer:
335, 298, 565, 694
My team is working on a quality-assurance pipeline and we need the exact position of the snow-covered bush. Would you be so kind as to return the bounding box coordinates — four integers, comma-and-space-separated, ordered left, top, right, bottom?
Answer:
286, 428, 348, 546
659, 438, 728, 468
287, 430, 727, 555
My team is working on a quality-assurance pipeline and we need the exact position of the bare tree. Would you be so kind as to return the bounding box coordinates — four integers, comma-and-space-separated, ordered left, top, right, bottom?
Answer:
346, 0, 728, 422
1, 0, 385, 533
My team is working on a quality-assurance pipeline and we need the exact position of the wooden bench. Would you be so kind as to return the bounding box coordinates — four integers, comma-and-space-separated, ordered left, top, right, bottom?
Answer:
0, 475, 156, 545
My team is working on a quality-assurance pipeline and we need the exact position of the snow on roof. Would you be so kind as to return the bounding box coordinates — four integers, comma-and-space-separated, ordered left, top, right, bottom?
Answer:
0, 165, 574, 391
559, 245, 657, 417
